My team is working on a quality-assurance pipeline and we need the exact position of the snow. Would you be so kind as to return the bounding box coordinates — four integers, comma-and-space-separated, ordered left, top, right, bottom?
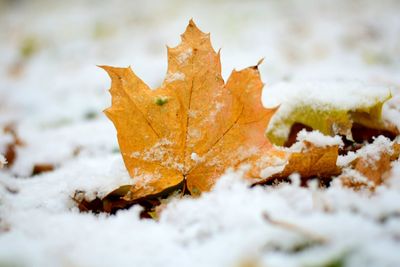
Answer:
1, 0, 400, 267
177, 48, 193, 64
0, 154, 6, 168
337, 136, 394, 167
383, 94, 400, 129
262, 80, 391, 110
351, 135, 393, 163
260, 165, 286, 178
263, 80, 394, 142
295, 129, 344, 148
2, 165, 400, 267
191, 152, 204, 163
259, 130, 343, 178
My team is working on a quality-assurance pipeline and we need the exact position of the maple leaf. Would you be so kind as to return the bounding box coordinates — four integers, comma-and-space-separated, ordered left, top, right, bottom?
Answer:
101, 20, 277, 200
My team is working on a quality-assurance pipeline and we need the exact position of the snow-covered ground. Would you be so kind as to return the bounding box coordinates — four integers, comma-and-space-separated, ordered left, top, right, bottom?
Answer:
1, 1, 400, 266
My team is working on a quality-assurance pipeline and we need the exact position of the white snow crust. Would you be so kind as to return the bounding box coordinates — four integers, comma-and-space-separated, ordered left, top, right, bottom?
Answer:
262, 80, 391, 110
296, 129, 344, 148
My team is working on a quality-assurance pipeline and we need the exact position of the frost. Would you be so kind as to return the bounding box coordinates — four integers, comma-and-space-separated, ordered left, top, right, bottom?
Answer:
130, 138, 183, 172
130, 151, 141, 158
191, 152, 204, 163
131, 168, 161, 189
237, 146, 259, 162
177, 48, 192, 64
215, 102, 224, 111
206, 102, 225, 123
188, 110, 198, 118
188, 127, 201, 139
165, 71, 185, 82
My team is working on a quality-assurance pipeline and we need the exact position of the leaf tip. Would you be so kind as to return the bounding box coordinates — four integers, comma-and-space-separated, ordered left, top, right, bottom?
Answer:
98, 64, 113, 71
188, 18, 196, 27
103, 107, 114, 118
181, 19, 209, 42
98, 65, 120, 78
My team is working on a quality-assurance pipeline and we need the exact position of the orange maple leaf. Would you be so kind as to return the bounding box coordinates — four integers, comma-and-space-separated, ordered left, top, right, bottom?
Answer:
101, 20, 277, 200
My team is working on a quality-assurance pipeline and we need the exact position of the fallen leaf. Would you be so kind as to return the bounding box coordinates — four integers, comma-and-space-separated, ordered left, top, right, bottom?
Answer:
272, 141, 340, 180
102, 20, 276, 200
74, 182, 183, 216
2, 124, 24, 168
32, 164, 54, 176
391, 142, 400, 161
340, 138, 400, 189
265, 82, 395, 146
352, 152, 391, 185
251, 140, 340, 186
355, 142, 399, 184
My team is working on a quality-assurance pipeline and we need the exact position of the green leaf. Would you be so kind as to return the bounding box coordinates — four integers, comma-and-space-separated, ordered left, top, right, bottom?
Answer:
266, 94, 391, 146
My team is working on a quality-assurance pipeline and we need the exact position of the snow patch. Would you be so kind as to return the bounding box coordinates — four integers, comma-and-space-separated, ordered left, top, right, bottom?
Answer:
382, 94, 400, 131
296, 129, 344, 148
263, 81, 391, 142
259, 154, 288, 178
262, 80, 391, 110
338, 136, 393, 167
260, 165, 286, 178
339, 168, 375, 188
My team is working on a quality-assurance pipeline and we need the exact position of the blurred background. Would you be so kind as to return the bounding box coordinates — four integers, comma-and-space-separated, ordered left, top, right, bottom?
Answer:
1, 0, 400, 125
0, 0, 400, 175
